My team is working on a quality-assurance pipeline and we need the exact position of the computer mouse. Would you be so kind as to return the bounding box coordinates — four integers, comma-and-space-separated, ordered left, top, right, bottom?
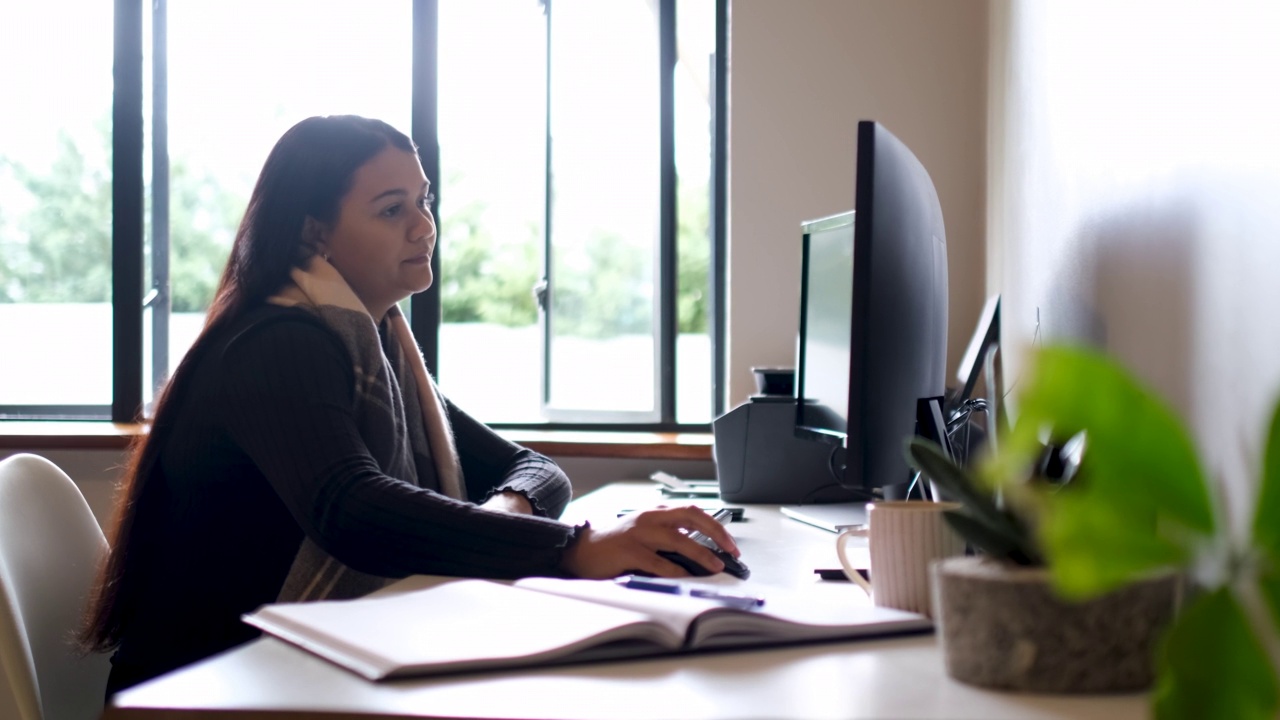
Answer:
658, 548, 751, 580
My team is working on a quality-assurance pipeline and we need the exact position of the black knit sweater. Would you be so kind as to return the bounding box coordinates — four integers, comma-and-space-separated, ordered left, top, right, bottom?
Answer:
107, 306, 579, 694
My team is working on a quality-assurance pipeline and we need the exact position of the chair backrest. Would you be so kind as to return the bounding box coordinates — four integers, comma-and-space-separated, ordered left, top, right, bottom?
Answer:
0, 454, 110, 720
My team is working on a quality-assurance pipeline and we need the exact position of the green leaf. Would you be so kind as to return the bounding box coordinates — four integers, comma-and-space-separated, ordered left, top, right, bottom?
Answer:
1253, 398, 1280, 556
1040, 482, 1186, 598
1024, 346, 1213, 533
1260, 566, 1280, 632
943, 511, 1038, 565
987, 345, 1214, 597
1152, 588, 1278, 720
905, 438, 1025, 543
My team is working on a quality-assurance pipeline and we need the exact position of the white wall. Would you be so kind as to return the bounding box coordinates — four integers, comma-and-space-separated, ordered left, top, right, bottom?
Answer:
725, 0, 990, 407
988, 0, 1280, 527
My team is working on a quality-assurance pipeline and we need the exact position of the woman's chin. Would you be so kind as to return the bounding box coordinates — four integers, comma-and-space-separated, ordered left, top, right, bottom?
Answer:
403, 268, 434, 295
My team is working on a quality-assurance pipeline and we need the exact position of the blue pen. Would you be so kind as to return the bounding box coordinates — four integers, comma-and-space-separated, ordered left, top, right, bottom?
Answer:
688, 588, 766, 610
616, 576, 765, 609
618, 576, 682, 594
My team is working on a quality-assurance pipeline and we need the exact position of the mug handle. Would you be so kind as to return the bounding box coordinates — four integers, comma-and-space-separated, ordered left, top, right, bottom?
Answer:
835, 526, 873, 595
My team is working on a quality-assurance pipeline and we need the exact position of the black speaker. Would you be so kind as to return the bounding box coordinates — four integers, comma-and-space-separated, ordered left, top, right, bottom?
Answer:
712, 396, 864, 504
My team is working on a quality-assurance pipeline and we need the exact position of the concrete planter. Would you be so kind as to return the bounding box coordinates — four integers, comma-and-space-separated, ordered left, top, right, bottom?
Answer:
932, 556, 1180, 693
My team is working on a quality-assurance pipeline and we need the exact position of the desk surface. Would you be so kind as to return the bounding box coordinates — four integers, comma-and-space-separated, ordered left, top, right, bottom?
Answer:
106, 482, 1149, 720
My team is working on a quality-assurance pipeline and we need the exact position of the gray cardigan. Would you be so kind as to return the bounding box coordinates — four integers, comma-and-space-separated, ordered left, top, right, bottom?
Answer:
107, 305, 580, 696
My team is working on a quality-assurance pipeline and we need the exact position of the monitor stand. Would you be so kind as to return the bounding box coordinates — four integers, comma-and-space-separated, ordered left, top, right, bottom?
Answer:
781, 395, 951, 531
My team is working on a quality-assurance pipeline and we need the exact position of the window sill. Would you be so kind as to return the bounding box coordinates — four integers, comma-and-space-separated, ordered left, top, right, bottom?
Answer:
0, 422, 713, 461
494, 430, 712, 461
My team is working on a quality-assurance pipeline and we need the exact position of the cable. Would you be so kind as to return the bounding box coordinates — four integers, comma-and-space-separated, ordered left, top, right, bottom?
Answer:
826, 442, 843, 484
905, 470, 925, 500
804, 444, 876, 503
798, 482, 875, 504
997, 315, 1042, 403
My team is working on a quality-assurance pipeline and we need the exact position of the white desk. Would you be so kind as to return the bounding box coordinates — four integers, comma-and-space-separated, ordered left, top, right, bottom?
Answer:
106, 482, 1148, 720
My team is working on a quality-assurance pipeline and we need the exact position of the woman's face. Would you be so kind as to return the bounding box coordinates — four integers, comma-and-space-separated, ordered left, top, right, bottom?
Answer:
318, 146, 435, 318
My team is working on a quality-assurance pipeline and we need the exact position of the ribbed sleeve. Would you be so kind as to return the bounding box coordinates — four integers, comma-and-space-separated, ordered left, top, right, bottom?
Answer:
447, 398, 573, 519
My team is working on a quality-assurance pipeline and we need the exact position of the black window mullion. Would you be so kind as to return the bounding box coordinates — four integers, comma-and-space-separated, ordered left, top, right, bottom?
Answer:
710, 0, 727, 419
540, 0, 553, 408
149, 0, 171, 403
658, 0, 678, 424
113, 0, 145, 423
410, 0, 442, 376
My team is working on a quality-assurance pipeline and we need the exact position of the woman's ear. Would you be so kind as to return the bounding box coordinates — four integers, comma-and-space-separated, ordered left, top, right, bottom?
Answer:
302, 216, 329, 260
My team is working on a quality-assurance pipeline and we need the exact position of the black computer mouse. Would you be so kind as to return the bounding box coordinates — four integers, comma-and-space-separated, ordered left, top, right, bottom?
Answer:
658, 549, 751, 580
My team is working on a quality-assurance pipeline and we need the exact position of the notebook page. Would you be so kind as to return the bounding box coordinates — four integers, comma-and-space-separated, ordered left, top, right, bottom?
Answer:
244, 578, 681, 679
688, 588, 931, 648
515, 577, 716, 643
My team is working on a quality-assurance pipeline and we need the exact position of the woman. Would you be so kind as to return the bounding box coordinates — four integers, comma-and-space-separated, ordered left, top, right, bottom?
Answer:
81, 115, 738, 695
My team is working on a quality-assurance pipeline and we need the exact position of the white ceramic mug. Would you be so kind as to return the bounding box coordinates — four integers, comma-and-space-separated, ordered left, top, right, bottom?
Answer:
835, 501, 966, 617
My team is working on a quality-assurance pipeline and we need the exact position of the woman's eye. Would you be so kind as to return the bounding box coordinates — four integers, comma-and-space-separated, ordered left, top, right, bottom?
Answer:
419, 193, 435, 210
381, 204, 401, 218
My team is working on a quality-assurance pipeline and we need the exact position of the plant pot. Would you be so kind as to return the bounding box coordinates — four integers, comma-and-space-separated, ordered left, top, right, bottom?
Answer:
932, 555, 1180, 693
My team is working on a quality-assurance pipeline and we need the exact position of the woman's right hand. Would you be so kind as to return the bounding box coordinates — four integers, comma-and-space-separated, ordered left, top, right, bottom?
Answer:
558, 506, 740, 579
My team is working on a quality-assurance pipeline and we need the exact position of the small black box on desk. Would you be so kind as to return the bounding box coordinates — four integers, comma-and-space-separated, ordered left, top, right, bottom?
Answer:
712, 396, 862, 504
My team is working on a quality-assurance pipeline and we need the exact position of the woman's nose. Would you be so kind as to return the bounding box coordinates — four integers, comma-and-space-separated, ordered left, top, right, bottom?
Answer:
413, 206, 436, 243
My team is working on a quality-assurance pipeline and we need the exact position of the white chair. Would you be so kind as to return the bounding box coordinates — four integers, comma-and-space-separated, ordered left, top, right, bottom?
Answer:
0, 454, 110, 720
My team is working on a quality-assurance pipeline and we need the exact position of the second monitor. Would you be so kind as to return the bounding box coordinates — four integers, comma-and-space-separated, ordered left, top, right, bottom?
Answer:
793, 120, 949, 500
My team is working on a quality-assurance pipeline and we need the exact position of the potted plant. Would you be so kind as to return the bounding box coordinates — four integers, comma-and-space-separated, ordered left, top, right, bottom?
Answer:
907, 433, 1181, 694
909, 344, 1280, 718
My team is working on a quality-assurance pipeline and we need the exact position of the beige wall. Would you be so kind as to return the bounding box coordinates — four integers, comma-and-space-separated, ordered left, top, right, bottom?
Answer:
725, 0, 990, 407
988, 1, 1280, 524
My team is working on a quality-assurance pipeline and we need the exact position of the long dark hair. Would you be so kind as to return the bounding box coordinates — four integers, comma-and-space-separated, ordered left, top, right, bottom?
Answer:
80, 115, 417, 653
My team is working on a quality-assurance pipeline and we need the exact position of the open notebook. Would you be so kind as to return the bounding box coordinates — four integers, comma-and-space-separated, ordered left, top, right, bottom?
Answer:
242, 577, 931, 681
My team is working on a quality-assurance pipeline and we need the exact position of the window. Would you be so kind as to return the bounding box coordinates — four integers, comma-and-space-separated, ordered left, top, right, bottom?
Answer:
147, 0, 412, 405
436, 0, 547, 423
543, 0, 664, 422
0, 0, 115, 417
674, 0, 717, 425
0, 0, 724, 430
436, 0, 719, 427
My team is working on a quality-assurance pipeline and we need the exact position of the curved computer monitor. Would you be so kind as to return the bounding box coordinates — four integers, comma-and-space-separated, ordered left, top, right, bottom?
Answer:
794, 121, 948, 495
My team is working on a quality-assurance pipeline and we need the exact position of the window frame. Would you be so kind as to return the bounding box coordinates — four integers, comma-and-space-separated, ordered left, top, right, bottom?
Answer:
0, 0, 727, 432
535, 0, 674, 426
